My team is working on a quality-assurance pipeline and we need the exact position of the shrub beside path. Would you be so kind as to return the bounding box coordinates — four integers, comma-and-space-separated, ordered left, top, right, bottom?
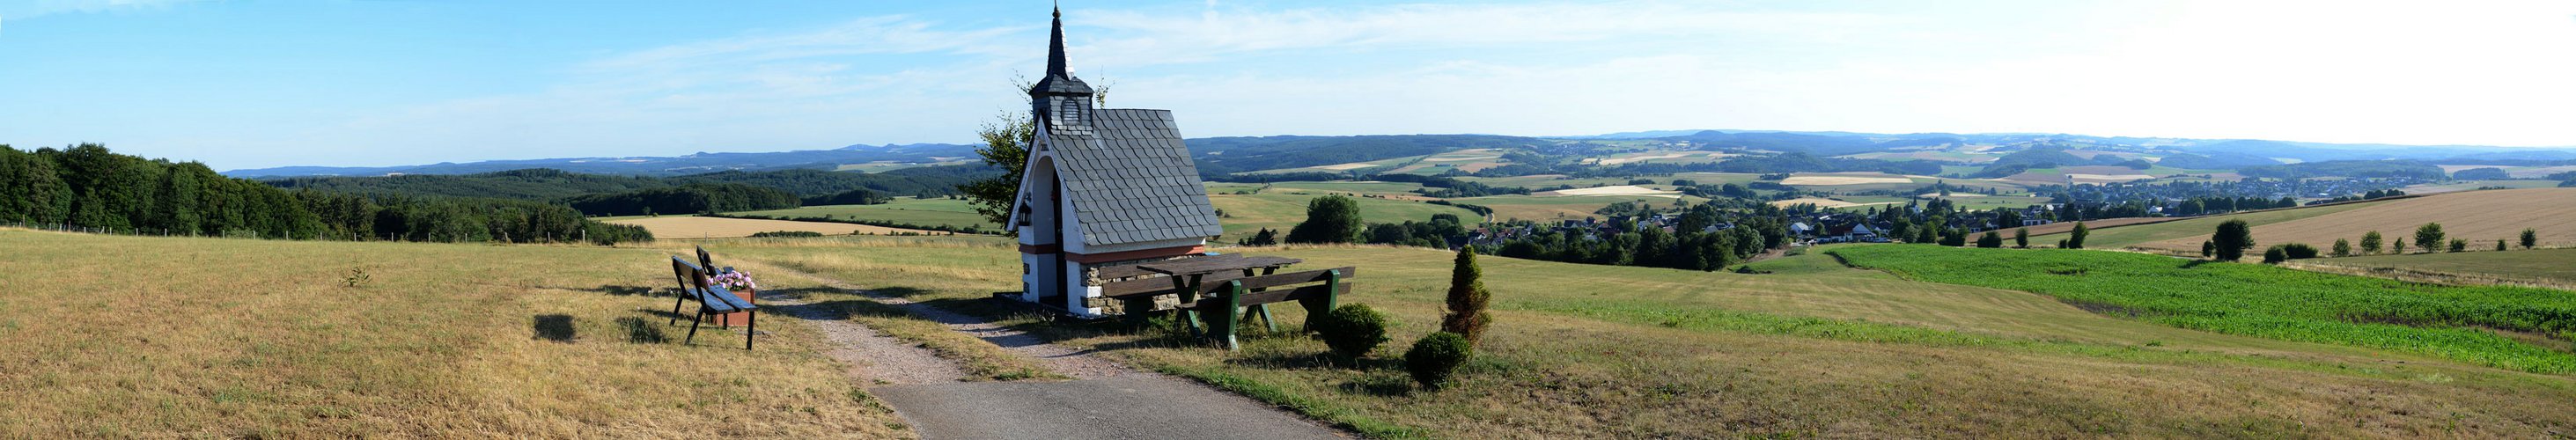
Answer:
759, 266, 1347, 439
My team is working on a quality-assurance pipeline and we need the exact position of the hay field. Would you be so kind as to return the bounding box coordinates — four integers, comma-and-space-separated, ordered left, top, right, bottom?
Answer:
1535, 185, 1677, 197
1454, 194, 1703, 221
607, 216, 934, 238
2297, 247, 2576, 290
1206, 192, 1482, 242
2031, 199, 2394, 249
729, 197, 998, 231
0, 230, 907, 437
1769, 197, 1896, 209
1779, 173, 1915, 186
710, 237, 2576, 437
2130, 188, 2576, 253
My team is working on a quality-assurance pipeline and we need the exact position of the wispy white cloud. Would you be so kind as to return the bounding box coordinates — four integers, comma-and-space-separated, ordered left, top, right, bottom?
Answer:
168, 0, 2576, 169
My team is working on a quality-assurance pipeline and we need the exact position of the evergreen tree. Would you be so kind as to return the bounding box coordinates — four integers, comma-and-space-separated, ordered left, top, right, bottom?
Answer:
2522, 228, 2539, 249
2360, 231, 2384, 254
2013, 227, 2029, 248
2331, 238, 2352, 257
1441, 246, 1493, 347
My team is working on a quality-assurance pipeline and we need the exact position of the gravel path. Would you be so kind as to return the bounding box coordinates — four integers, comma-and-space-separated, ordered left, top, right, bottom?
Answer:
761, 293, 967, 385
747, 264, 1347, 439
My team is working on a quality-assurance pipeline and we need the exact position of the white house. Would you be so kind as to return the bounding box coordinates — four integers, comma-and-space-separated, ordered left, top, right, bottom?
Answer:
1005, 9, 1226, 317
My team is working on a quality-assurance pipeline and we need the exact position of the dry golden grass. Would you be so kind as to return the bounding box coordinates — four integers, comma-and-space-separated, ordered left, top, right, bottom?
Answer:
0, 230, 908, 437
606, 216, 934, 239
2133, 187, 2576, 253
1779, 174, 1914, 186
1767, 197, 1896, 209
666, 237, 1061, 381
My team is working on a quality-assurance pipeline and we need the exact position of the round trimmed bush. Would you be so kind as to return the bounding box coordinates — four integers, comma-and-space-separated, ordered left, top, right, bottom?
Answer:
1314, 304, 1390, 363
1404, 332, 1473, 389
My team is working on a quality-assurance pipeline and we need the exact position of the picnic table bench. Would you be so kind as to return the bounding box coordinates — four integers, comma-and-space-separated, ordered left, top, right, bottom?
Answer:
667, 248, 757, 349
1095, 253, 1353, 350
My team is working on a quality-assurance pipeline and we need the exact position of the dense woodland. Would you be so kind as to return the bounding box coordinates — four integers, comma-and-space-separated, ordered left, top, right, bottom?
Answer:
0, 144, 649, 244
268, 166, 990, 203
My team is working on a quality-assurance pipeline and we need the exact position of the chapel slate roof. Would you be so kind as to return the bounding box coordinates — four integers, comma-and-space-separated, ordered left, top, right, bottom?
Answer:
1049, 108, 1225, 246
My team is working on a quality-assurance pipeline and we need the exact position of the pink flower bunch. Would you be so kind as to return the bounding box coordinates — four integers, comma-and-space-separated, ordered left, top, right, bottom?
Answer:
711, 271, 757, 291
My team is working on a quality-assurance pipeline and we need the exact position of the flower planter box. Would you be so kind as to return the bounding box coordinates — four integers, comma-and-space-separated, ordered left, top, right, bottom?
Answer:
709, 287, 755, 326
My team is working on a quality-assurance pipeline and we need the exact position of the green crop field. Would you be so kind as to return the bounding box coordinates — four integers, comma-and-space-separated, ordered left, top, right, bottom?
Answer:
710, 237, 2576, 437
1832, 245, 2576, 373
730, 197, 998, 231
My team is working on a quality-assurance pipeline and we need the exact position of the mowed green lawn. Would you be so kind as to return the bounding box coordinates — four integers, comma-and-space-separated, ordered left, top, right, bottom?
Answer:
1208, 193, 1481, 242
731, 197, 997, 231
0, 230, 906, 437
712, 236, 2576, 437
1834, 245, 2576, 373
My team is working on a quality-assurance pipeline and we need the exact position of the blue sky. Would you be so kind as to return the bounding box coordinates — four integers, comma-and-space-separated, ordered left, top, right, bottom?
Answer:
4, 0, 2573, 171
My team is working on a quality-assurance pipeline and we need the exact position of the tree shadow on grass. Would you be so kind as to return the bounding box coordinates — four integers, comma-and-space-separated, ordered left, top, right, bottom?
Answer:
548, 284, 660, 297
615, 317, 669, 344
754, 287, 835, 302
533, 314, 576, 342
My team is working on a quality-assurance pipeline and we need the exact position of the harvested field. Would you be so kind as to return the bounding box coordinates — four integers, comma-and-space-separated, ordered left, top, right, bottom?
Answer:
1539, 185, 1678, 196
2067, 173, 2156, 184
1770, 197, 1897, 209
2131, 188, 2576, 253
1780, 174, 1915, 186
607, 216, 935, 238
2016, 216, 2171, 236
1311, 163, 1377, 171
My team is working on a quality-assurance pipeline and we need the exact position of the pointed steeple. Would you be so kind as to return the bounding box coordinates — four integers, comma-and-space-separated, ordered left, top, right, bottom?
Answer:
1045, 5, 1069, 79
1032, 4, 1093, 129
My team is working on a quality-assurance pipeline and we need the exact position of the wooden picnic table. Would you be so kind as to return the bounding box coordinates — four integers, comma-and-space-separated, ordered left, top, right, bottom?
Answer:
1137, 254, 1303, 334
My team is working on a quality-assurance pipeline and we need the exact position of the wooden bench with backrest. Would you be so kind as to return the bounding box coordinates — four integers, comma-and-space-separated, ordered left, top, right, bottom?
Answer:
667, 253, 758, 349
1094, 264, 1353, 350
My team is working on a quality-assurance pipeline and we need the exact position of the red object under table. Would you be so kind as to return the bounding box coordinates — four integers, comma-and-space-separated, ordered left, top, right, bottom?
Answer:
709, 287, 755, 326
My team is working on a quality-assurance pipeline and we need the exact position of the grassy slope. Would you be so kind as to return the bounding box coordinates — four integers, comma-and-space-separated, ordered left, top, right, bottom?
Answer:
716, 236, 2576, 437
1832, 245, 2576, 373
0, 230, 907, 437
730, 197, 998, 231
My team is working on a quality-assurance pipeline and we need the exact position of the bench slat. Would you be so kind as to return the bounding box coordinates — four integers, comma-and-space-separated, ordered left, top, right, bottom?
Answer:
672, 255, 707, 274
1181, 282, 1345, 311
703, 285, 754, 312
1099, 267, 1356, 299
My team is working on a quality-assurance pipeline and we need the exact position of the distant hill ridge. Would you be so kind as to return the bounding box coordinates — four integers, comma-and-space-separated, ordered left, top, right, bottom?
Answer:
224, 130, 2576, 179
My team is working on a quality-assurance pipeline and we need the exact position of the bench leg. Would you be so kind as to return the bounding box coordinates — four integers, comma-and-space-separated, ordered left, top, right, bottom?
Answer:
745, 309, 756, 350
1250, 304, 1276, 334
684, 310, 704, 346
1213, 281, 1242, 350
